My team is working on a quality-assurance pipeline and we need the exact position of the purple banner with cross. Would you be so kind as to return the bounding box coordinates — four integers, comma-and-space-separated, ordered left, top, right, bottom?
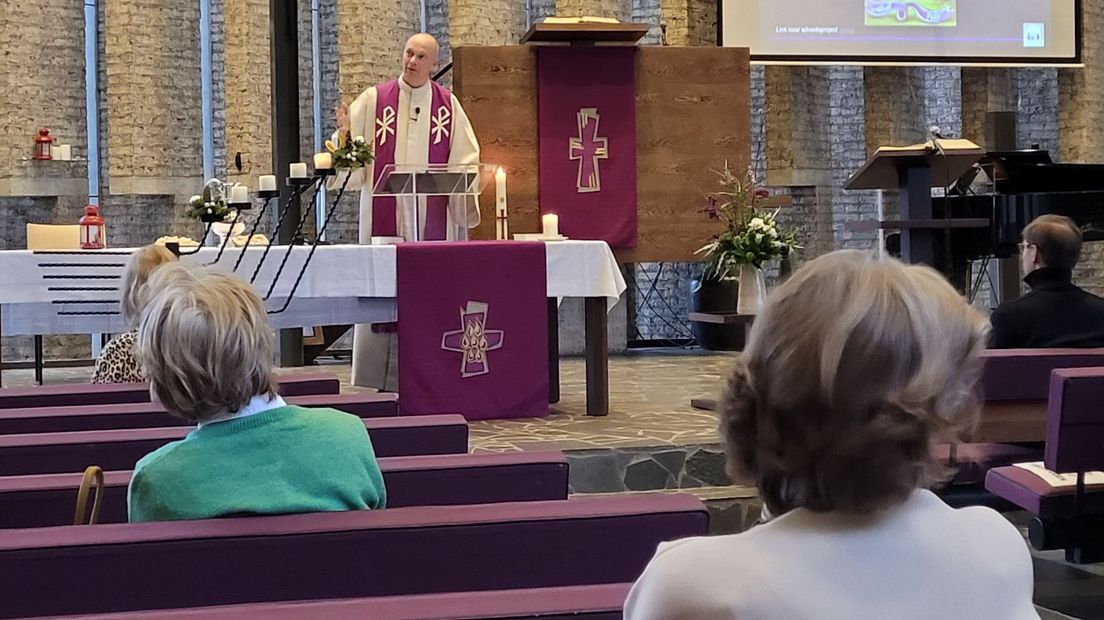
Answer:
537, 47, 637, 248
396, 242, 549, 420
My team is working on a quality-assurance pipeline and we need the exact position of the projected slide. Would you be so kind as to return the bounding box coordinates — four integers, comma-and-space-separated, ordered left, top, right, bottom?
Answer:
864, 1, 957, 28
721, 0, 1078, 64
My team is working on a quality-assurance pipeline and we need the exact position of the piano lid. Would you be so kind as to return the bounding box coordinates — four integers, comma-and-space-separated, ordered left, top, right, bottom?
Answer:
980, 150, 1104, 194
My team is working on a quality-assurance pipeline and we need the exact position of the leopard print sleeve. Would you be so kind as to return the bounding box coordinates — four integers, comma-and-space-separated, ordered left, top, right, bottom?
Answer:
90, 331, 144, 384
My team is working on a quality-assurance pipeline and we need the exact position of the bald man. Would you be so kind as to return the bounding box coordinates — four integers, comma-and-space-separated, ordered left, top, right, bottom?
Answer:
334, 33, 482, 389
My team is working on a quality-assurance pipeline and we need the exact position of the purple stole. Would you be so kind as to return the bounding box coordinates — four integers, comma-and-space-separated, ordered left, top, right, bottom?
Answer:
372, 79, 455, 240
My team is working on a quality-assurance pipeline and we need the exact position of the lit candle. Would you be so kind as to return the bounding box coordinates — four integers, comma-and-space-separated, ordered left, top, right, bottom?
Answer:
59, 144, 72, 161
289, 162, 308, 178
258, 175, 277, 192
314, 152, 332, 170
542, 213, 559, 238
495, 167, 508, 240
230, 184, 249, 203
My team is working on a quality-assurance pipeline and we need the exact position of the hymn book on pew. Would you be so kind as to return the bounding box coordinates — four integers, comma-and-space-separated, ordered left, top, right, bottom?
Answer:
1013, 462, 1104, 489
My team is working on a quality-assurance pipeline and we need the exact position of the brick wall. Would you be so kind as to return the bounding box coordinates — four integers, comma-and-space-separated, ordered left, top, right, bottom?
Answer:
450, 0, 527, 47
556, 0, 629, 20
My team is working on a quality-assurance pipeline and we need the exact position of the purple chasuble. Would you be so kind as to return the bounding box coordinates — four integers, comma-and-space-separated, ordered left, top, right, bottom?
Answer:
372, 80, 454, 240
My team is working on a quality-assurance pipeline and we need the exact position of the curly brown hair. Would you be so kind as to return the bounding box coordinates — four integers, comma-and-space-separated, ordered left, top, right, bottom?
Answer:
720, 250, 989, 516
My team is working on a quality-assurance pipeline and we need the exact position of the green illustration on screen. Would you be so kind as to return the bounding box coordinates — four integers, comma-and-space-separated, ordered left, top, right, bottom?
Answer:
865, 0, 957, 27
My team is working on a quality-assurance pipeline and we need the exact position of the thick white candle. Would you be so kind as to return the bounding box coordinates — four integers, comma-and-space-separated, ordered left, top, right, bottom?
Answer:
258, 175, 277, 192
542, 213, 559, 238
314, 152, 332, 170
289, 162, 308, 178
50, 146, 62, 160
495, 167, 507, 215
230, 184, 249, 203
59, 144, 72, 161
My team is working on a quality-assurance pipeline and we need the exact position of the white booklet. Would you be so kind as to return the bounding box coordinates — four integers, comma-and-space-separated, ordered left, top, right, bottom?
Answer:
1012, 462, 1104, 489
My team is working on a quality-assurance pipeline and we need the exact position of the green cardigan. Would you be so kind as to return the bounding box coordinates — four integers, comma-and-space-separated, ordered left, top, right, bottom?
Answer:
128, 405, 386, 523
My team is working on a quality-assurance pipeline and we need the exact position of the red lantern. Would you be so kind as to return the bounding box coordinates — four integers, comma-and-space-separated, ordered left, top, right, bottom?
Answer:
33, 128, 53, 161
79, 205, 106, 250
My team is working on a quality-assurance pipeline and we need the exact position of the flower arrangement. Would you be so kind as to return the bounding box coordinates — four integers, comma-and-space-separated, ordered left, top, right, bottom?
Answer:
325, 132, 374, 170
185, 179, 238, 223
696, 163, 800, 280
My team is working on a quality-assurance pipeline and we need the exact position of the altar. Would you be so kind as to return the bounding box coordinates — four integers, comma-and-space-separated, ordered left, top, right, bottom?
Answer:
0, 241, 625, 416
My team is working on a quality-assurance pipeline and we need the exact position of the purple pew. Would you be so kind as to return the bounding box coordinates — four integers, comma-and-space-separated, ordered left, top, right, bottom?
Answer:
35, 584, 631, 620
0, 392, 400, 435
0, 414, 468, 475
0, 495, 706, 618
0, 451, 569, 528
0, 373, 342, 410
986, 367, 1104, 562
976, 348, 1104, 442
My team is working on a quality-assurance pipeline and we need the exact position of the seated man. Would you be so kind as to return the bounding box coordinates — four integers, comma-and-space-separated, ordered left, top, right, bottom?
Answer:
990, 214, 1104, 348
127, 263, 386, 522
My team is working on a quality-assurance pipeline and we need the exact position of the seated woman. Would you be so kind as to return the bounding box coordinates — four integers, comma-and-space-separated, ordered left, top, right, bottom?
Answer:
127, 263, 385, 522
90, 244, 176, 383
625, 251, 1037, 620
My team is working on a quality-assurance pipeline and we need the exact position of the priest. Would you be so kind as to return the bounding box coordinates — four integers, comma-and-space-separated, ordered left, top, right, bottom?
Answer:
334, 32, 481, 389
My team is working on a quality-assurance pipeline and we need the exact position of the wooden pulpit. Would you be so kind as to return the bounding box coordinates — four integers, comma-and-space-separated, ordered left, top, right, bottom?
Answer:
846, 139, 986, 266
452, 27, 750, 263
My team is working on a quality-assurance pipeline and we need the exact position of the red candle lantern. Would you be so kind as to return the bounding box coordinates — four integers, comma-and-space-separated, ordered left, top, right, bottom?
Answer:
79, 205, 106, 250
33, 128, 54, 161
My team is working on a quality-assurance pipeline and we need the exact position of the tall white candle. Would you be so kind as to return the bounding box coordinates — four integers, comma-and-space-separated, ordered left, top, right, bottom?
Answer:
495, 167, 507, 215
289, 162, 308, 178
542, 213, 559, 238
230, 184, 249, 203
258, 175, 277, 192
314, 152, 332, 170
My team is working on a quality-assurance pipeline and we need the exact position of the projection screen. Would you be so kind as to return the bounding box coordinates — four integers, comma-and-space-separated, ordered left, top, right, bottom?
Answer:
719, 0, 1081, 65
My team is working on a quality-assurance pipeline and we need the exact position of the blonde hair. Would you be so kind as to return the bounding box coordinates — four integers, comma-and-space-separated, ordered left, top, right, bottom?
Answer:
120, 245, 177, 326
720, 250, 989, 516
135, 263, 276, 422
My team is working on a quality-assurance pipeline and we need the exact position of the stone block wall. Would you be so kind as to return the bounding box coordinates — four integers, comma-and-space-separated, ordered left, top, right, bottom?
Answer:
556, 0, 629, 20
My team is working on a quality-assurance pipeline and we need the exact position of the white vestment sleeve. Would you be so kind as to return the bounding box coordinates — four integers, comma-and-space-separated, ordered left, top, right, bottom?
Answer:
328, 87, 375, 192
448, 94, 482, 229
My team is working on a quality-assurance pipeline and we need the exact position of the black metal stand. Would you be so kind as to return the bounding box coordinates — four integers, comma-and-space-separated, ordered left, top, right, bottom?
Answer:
264, 169, 333, 300
249, 177, 317, 284
233, 190, 279, 273
268, 172, 352, 315
166, 218, 217, 257
207, 200, 251, 266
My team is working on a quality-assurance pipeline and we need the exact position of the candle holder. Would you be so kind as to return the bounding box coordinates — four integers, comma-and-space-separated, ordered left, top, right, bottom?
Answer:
228, 199, 252, 211
251, 178, 317, 284
268, 172, 354, 314
233, 196, 275, 273
264, 176, 327, 300
314, 168, 335, 178
207, 208, 245, 266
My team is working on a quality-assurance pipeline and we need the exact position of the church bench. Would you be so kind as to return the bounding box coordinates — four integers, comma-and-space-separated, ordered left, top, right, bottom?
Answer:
933, 349, 1104, 507
0, 451, 569, 528
986, 367, 1104, 563
975, 348, 1104, 442
31, 584, 631, 620
0, 373, 341, 410
0, 392, 400, 435
0, 414, 468, 476
0, 495, 705, 618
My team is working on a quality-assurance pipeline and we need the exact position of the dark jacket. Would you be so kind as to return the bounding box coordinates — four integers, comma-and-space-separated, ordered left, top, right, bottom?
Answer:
989, 267, 1104, 349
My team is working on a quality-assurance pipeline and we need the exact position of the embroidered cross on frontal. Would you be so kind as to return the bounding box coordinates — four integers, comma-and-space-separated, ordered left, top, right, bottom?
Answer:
440, 301, 504, 378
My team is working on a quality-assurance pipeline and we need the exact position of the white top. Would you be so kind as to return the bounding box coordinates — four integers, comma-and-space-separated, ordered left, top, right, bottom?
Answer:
624, 489, 1039, 620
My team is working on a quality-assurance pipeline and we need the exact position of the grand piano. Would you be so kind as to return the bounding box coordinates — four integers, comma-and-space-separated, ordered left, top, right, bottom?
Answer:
857, 149, 1104, 293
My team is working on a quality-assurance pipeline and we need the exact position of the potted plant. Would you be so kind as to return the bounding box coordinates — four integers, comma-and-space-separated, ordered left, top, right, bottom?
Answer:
692, 164, 800, 336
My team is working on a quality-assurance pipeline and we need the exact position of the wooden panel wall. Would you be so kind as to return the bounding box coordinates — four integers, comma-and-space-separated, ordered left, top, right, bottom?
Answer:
453, 45, 750, 263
